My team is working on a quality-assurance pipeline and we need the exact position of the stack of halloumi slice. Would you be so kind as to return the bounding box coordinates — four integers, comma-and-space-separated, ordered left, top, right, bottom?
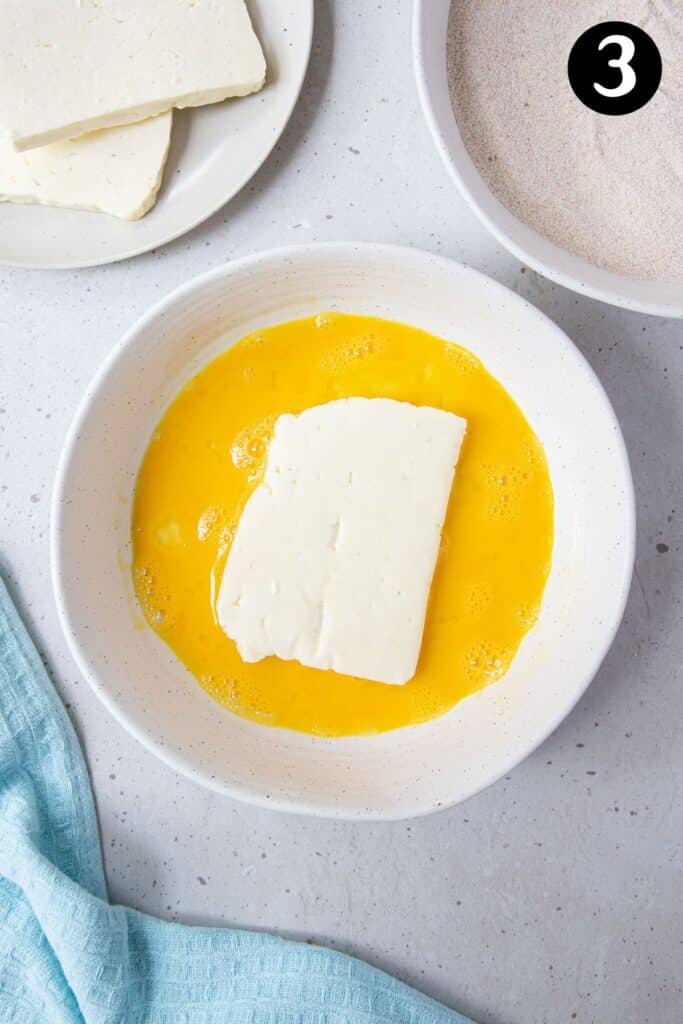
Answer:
0, 0, 266, 219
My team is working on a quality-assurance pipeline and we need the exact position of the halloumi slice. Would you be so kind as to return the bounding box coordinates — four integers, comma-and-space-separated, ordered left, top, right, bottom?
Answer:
0, 114, 172, 220
0, 0, 266, 151
218, 398, 467, 686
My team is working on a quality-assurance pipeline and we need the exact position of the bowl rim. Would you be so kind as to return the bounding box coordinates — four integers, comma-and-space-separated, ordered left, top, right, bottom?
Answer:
51, 241, 636, 819
412, 0, 683, 320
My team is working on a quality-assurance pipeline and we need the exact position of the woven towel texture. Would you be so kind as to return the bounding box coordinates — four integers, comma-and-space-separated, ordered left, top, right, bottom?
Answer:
0, 577, 472, 1024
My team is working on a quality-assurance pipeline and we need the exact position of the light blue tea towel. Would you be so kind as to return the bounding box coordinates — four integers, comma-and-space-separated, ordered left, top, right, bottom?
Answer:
0, 576, 474, 1024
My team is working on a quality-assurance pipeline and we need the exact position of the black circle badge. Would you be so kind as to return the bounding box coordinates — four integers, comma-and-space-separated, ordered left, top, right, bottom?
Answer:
568, 21, 662, 115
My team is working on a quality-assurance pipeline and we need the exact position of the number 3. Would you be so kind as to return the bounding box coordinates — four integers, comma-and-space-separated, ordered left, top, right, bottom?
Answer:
594, 34, 637, 98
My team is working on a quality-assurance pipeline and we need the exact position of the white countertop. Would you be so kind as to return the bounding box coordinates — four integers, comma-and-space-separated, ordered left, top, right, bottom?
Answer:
1, 4, 681, 1023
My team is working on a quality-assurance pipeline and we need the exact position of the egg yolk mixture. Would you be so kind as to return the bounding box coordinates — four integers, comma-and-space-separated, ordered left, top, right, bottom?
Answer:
132, 313, 554, 737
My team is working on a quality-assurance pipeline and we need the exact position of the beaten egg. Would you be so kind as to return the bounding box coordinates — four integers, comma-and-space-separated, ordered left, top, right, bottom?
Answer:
132, 313, 554, 736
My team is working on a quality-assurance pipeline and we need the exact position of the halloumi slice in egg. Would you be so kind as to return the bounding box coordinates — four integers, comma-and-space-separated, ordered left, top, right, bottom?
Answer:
0, 114, 172, 220
218, 398, 467, 685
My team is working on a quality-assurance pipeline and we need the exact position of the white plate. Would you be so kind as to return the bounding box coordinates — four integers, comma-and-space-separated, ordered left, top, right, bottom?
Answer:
413, 0, 683, 319
52, 243, 635, 820
0, 1, 313, 270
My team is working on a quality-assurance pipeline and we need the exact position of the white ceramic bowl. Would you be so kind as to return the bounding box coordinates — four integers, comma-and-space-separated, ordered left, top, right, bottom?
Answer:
413, 0, 683, 319
52, 243, 635, 819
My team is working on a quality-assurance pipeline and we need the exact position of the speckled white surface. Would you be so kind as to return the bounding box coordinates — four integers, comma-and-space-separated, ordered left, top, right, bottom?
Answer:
0, 4, 681, 1023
